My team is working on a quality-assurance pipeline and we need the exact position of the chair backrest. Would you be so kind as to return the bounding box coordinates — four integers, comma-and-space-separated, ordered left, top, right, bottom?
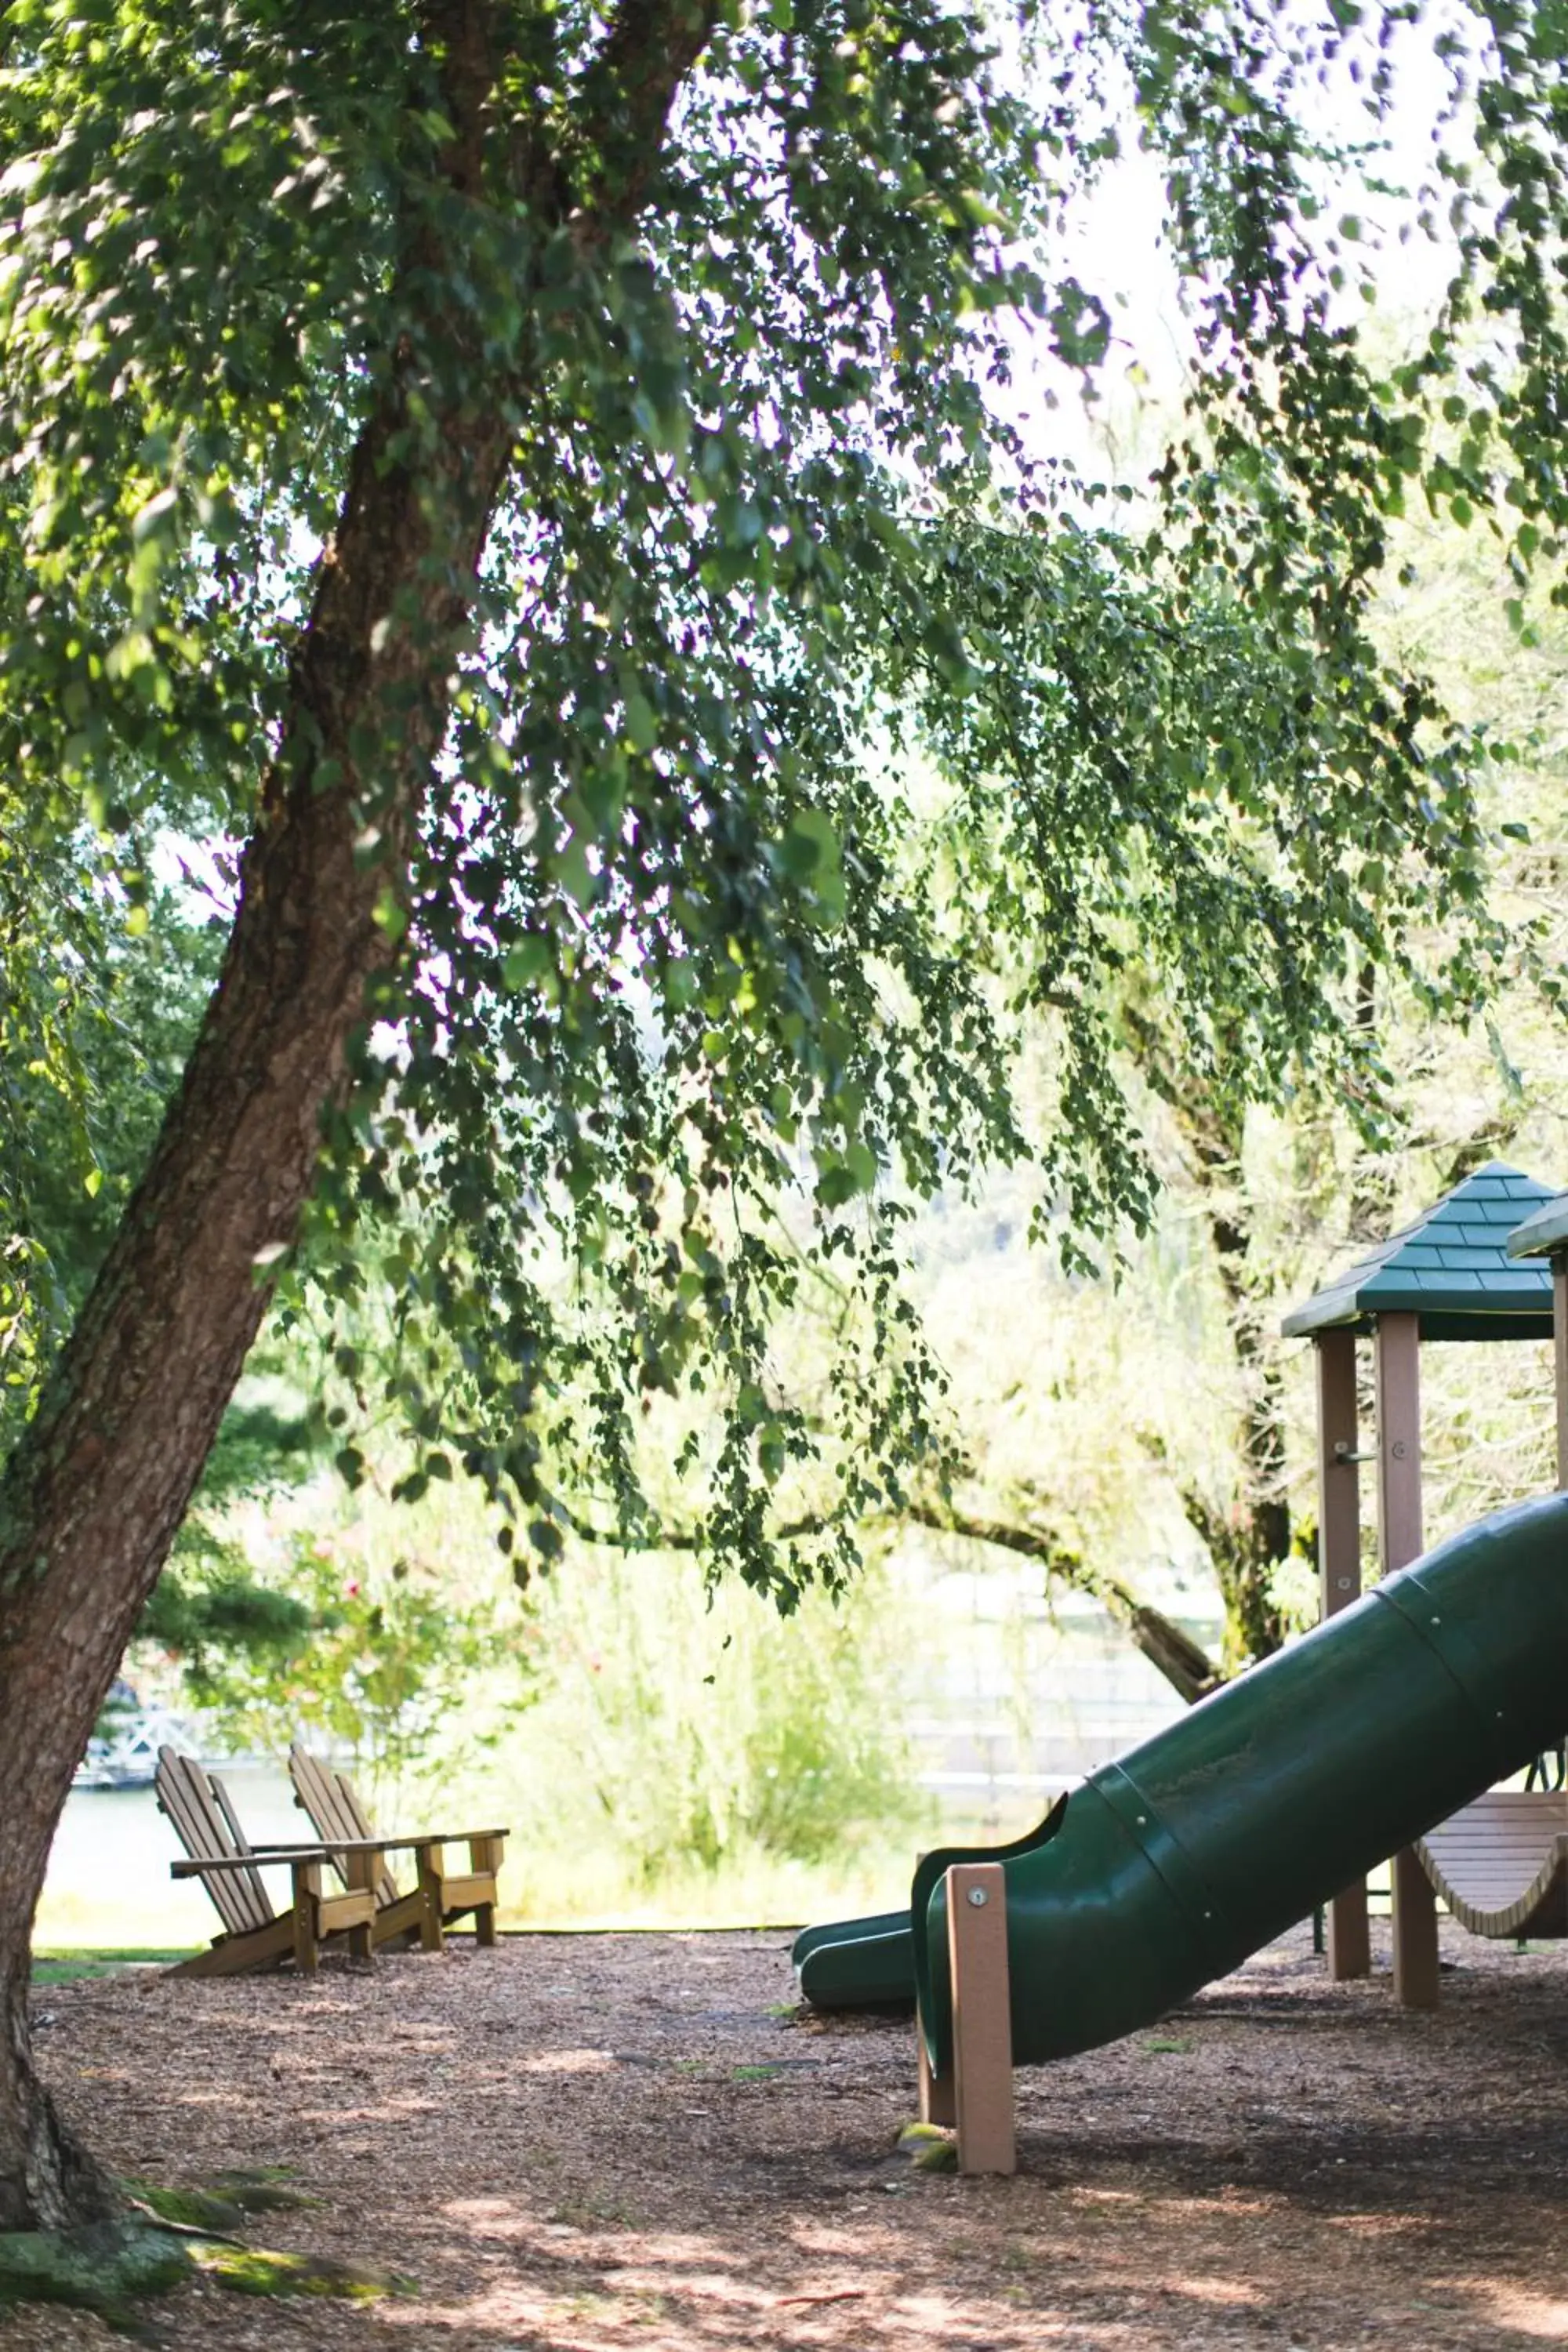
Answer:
289, 1743, 398, 1908
154, 1746, 275, 1938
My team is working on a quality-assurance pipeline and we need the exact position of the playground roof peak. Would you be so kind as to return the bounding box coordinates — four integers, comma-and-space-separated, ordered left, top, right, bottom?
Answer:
1281, 1160, 1559, 1342
1507, 1189, 1568, 1262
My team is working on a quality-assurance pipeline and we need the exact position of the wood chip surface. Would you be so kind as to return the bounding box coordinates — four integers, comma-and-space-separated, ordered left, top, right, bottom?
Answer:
14, 1916, 1568, 2348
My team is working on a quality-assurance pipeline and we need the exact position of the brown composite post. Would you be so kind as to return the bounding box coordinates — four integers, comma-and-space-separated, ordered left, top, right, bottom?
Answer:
914, 1848, 956, 2128
946, 1862, 1016, 2175
1555, 1259, 1567, 1492
1375, 1311, 1440, 2009
917, 2013, 956, 2129
1316, 1328, 1370, 1978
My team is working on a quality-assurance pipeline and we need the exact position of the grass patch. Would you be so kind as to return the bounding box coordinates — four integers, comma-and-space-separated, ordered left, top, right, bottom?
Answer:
32, 1951, 191, 1985
1141, 2036, 1193, 2056
122, 2170, 318, 2233
124, 2181, 251, 2235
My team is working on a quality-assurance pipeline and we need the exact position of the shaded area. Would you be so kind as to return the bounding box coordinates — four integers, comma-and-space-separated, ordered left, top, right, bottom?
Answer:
9, 1922, 1568, 2349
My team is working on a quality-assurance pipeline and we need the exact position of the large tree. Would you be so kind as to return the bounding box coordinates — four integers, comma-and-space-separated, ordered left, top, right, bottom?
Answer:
0, 0, 1563, 2233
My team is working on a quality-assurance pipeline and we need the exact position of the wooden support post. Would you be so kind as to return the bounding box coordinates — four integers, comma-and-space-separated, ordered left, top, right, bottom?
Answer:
917, 2010, 955, 2127
1390, 1845, 1441, 2010
1376, 1312, 1440, 2010
416, 1843, 445, 1952
1316, 1328, 1370, 1980
1376, 1312, 1423, 1572
1555, 1259, 1567, 1494
291, 1859, 321, 1974
946, 1862, 1015, 2176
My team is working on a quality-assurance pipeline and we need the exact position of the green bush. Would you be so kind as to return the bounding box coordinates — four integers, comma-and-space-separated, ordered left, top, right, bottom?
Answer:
506, 1544, 924, 1886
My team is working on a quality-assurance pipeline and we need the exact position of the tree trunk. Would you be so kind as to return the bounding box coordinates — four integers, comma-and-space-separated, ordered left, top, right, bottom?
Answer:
902, 1499, 1224, 1704
0, 3, 511, 2229
0, 0, 705, 2229
0, 382, 515, 2226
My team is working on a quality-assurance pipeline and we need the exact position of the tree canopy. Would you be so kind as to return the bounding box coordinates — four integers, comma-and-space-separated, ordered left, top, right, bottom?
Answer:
0, 0, 1539, 1604
2, 0, 1567, 2239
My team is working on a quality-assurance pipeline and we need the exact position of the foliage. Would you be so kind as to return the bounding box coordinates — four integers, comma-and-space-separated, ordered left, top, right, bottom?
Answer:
14, 0, 1568, 2241
0, 862, 217, 1450
128, 1399, 323, 1674
181, 1526, 526, 1790
499, 1543, 924, 1889
2, 0, 1554, 1636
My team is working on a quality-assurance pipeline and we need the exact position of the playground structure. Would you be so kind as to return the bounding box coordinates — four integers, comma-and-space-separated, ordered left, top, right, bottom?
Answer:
1510, 1182, 1568, 1475
796, 1164, 1568, 2170
1281, 1159, 1562, 1999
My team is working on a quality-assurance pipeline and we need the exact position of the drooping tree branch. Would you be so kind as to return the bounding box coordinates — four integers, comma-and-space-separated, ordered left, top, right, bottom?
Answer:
898, 1499, 1224, 1706
555, 1493, 1225, 1705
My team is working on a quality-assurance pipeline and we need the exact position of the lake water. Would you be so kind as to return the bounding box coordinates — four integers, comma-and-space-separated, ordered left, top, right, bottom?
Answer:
38, 1762, 307, 1951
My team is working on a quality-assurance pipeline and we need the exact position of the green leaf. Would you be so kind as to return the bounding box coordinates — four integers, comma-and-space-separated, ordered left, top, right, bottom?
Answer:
501, 937, 553, 989
1047, 279, 1112, 371
623, 689, 659, 753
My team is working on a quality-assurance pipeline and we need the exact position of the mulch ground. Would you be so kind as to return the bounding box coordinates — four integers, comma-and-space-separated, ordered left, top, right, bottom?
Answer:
13, 1915, 1568, 2350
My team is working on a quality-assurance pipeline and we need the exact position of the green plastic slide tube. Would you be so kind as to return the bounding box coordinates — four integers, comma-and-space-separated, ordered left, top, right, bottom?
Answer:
916, 1494, 1568, 2072
800, 1494, 1568, 2065
793, 1809, 1063, 2006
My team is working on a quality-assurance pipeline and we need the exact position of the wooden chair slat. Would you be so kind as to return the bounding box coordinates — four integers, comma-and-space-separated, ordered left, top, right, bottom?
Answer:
289, 1744, 502, 1944
289, 1745, 354, 1872
205, 1772, 275, 1931
290, 1744, 401, 1909
328, 1768, 403, 1904
154, 1749, 270, 1937
332, 1770, 401, 1908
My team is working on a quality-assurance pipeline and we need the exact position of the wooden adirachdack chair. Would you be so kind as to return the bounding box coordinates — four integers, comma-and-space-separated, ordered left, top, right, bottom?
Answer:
155, 1746, 377, 1976
288, 1742, 506, 1950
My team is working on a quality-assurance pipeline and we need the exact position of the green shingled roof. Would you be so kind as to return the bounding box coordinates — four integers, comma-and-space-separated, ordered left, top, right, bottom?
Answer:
1508, 1190, 1568, 1262
1281, 1161, 1559, 1342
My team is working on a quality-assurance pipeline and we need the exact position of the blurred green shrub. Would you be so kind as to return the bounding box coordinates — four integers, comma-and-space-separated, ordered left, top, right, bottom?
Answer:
511, 1544, 924, 1881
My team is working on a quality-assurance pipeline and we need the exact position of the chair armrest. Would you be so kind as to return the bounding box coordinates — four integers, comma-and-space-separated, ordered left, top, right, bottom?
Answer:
172, 1846, 337, 1878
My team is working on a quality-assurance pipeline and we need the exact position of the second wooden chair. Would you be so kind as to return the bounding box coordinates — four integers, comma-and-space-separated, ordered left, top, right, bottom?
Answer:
288, 1743, 505, 1950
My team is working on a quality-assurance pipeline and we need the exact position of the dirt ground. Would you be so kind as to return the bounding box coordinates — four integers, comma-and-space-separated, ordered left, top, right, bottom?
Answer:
11, 1913, 1568, 2350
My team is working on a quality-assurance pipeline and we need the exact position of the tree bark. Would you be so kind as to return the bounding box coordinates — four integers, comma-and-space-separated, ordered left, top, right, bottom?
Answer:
0, 0, 712, 2231
901, 1500, 1224, 1705
1121, 1004, 1293, 1668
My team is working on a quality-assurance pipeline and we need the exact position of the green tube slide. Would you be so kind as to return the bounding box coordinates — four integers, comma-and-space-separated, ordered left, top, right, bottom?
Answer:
798, 1492, 1568, 2075
793, 1810, 1062, 2005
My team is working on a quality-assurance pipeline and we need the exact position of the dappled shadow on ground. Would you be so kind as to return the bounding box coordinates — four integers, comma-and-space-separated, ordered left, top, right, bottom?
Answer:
15, 1918, 1568, 2350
